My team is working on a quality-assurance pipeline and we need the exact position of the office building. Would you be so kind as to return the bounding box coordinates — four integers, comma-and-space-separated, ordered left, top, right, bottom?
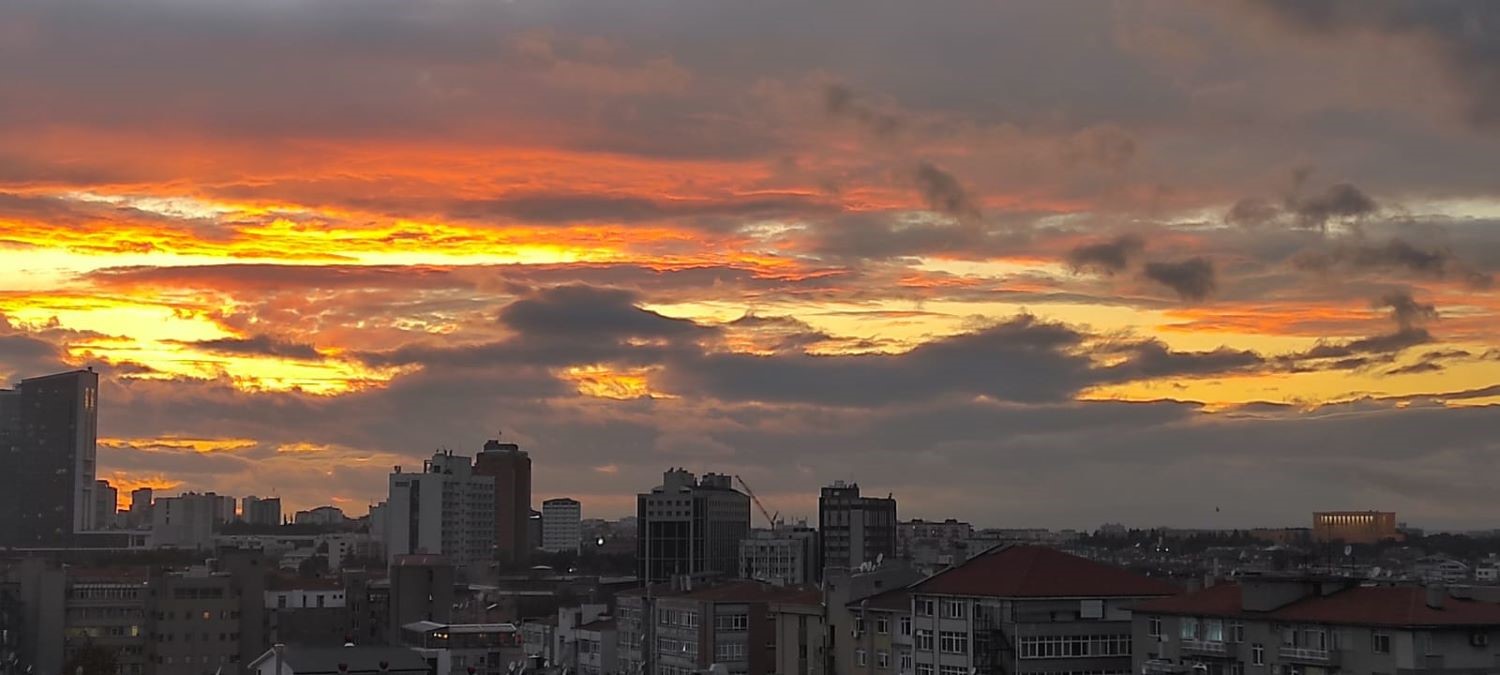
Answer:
386, 451, 497, 574
150, 492, 218, 549
907, 544, 1176, 675
243, 496, 283, 526
128, 487, 154, 529
1313, 510, 1399, 544
739, 526, 820, 585
0, 369, 100, 545
636, 468, 751, 582
542, 498, 583, 553
473, 438, 533, 565
94, 479, 119, 530
1134, 577, 1500, 675
819, 481, 897, 572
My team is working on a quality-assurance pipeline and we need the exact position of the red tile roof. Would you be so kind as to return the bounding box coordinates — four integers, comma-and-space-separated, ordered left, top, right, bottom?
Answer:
1136, 583, 1500, 628
913, 545, 1179, 598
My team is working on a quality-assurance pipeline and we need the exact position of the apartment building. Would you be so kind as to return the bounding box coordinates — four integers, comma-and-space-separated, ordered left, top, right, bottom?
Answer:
740, 526, 820, 585
147, 571, 254, 675
617, 579, 819, 675
576, 617, 618, 675
770, 588, 829, 675
386, 452, 498, 576
1133, 576, 1500, 675
908, 544, 1177, 675
64, 569, 150, 675
819, 482, 897, 573
848, 589, 915, 675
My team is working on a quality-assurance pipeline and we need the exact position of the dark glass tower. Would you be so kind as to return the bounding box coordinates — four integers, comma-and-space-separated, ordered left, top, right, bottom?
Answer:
0, 369, 100, 546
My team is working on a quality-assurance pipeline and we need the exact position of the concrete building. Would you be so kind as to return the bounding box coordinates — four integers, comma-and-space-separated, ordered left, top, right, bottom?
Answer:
1134, 577, 1500, 675
826, 564, 925, 675
293, 505, 348, 526
266, 577, 349, 646
474, 438, 533, 565
243, 496, 283, 526
636, 469, 751, 582
0, 369, 100, 545
769, 588, 828, 675
819, 482, 896, 573
386, 451, 497, 574
576, 617, 618, 675
542, 498, 583, 554
94, 479, 120, 530
617, 579, 820, 675
146, 564, 268, 675
151, 492, 219, 549
129, 487, 154, 529
908, 544, 1176, 675
210, 493, 237, 525
63, 569, 150, 675
1313, 510, 1399, 544
390, 554, 456, 642
248, 644, 432, 675
740, 526, 820, 585
399, 620, 526, 675
2, 558, 67, 675
846, 589, 914, 675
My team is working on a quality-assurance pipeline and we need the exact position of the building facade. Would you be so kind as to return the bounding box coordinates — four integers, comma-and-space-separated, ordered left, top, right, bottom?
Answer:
0, 369, 100, 545
617, 579, 818, 675
1134, 577, 1500, 675
542, 498, 583, 554
151, 493, 219, 550
386, 451, 497, 574
64, 571, 150, 675
636, 469, 751, 583
1312, 511, 1399, 544
242, 496, 283, 526
473, 438, 533, 565
740, 526, 820, 585
907, 544, 1177, 675
94, 480, 120, 530
819, 482, 896, 573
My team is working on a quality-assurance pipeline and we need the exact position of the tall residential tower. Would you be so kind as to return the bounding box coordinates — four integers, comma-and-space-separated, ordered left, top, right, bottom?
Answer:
474, 438, 532, 565
0, 369, 100, 546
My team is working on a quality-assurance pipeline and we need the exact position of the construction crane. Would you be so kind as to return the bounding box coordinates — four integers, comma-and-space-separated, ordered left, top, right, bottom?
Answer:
734, 475, 780, 529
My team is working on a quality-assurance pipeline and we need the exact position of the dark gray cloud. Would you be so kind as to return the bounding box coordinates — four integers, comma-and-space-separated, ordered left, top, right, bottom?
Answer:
174, 336, 322, 361
912, 162, 981, 220
822, 83, 904, 137
444, 192, 837, 225
1249, 0, 1500, 128
1376, 290, 1438, 331
1067, 234, 1145, 274
498, 284, 706, 340
1289, 182, 1378, 230
1293, 237, 1494, 288
1143, 257, 1216, 301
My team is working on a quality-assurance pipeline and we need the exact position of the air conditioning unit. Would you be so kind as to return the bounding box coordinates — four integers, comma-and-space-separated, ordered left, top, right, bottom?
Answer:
1471, 632, 1489, 647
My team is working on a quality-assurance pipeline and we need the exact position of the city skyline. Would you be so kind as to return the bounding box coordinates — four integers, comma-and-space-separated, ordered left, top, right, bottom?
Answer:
2, 1, 1499, 529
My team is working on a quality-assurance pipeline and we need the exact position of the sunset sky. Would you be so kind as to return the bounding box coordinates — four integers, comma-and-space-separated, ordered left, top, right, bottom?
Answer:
2, 0, 1498, 529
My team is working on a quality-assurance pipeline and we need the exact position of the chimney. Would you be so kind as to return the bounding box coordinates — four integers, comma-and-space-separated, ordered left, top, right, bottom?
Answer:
1427, 584, 1446, 610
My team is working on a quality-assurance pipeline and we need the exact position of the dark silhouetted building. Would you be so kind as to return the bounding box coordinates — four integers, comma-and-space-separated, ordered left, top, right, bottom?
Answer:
0, 369, 100, 546
637, 469, 751, 582
818, 481, 896, 572
389, 554, 455, 643
474, 438, 532, 565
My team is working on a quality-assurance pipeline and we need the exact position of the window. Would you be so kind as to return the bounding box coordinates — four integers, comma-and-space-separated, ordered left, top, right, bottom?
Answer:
939, 631, 968, 654
899, 655, 912, 673
900, 617, 912, 637
877, 617, 890, 635
1206, 620, 1224, 642
1230, 622, 1245, 643
856, 617, 866, 634
942, 601, 965, 619
1251, 643, 1265, 666
716, 614, 749, 632
1015, 635, 1131, 659
1230, 664, 1245, 675
938, 666, 965, 675
1080, 599, 1104, 619
856, 650, 868, 666
1373, 632, 1391, 654
915, 629, 934, 650
877, 651, 890, 669
1147, 617, 1162, 638
916, 665, 934, 675
1181, 618, 1199, 640
915, 599, 934, 617
715, 643, 745, 661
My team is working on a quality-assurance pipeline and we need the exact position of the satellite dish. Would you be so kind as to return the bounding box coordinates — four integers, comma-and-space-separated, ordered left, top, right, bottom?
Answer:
1344, 545, 1353, 557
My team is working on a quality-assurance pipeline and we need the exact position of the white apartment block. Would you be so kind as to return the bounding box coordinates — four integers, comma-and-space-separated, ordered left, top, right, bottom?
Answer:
386, 451, 497, 573
543, 498, 583, 553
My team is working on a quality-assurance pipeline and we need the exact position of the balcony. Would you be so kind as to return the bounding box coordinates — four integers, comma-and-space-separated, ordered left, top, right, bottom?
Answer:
1141, 659, 1192, 674
1278, 647, 1339, 666
1180, 639, 1227, 655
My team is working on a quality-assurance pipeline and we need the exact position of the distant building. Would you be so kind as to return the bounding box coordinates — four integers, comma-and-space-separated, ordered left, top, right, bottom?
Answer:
385, 451, 497, 574
146, 556, 267, 675
542, 498, 582, 553
819, 481, 897, 572
575, 617, 618, 675
389, 555, 455, 643
0, 369, 100, 545
243, 495, 283, 526
616, 579, 819, 675
293, 505, 348, 526
399, 620, 526, 675
208, 493, 237, 524
896, 518, 972, 571
266, 577, 349, 646
1313, 511, 1400, 544
1135, 577, 1500, 675
739, 526, 820, 585
150, 492, 219, 549
63, 568, 150, 675
908, 544, 1176, 675
636, 468, 751, 582
93, 480, 118, 530
474, 438, 533, 565
128, 487, 154, 529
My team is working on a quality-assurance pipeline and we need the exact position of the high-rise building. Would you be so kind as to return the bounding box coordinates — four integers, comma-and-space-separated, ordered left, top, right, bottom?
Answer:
207, 492, 236, 524
473, 438, 532, 565
385, 451, 497, 574
636, 468, 751, 582
242, 495, 283, 526
0, 369, 100, 545
150, 492, 218, 549
128, 487, 154, 529
542, 497, 582, 553
93, 479, 118, 530
818, 481, 897, 572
